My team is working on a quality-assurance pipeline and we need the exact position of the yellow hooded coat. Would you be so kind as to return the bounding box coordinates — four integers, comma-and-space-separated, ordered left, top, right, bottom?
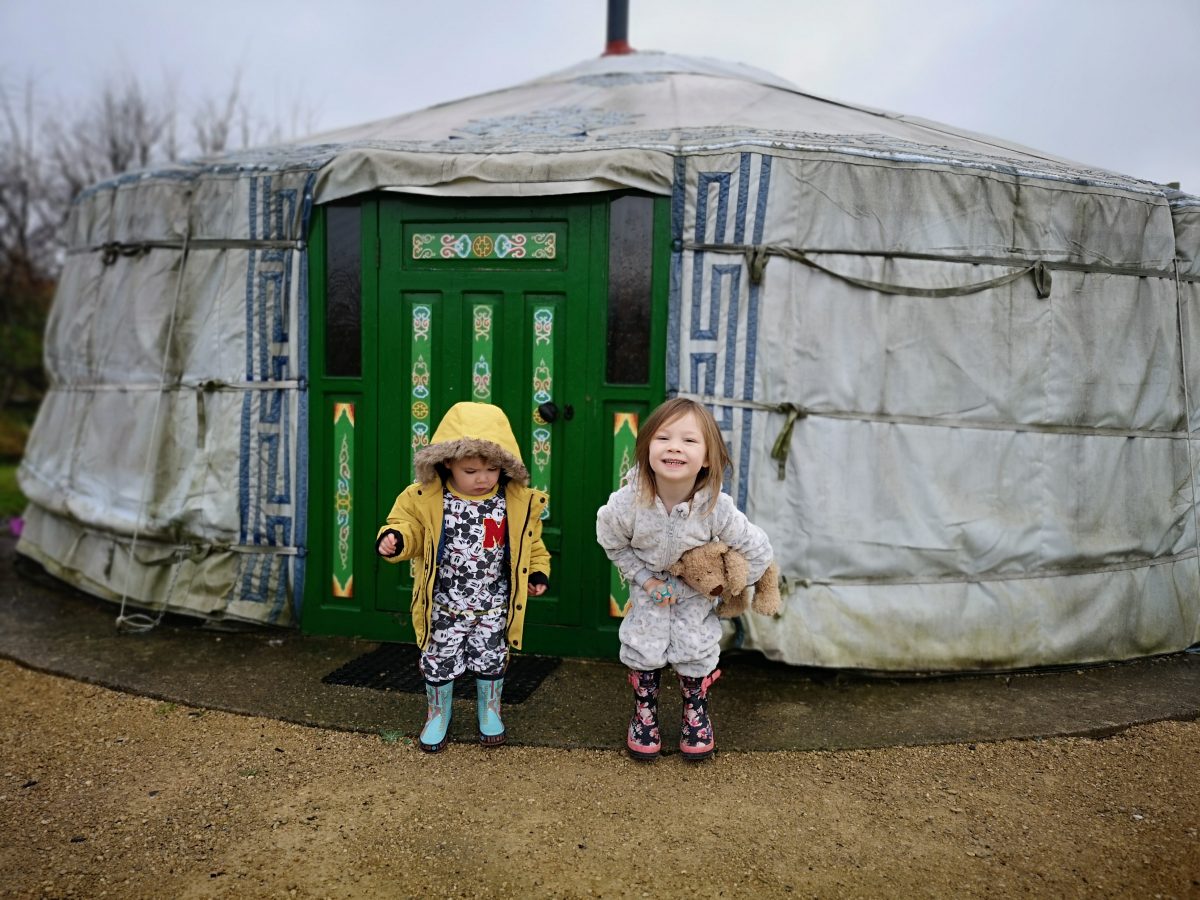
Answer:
376, 403, 550, 652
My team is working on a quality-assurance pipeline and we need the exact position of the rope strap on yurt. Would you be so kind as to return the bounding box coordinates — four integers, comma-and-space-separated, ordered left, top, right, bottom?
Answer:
769, 403, 807, 480
686, 241, 1053, 299
786, 547, 1200, 589
678, 393, 1199, 482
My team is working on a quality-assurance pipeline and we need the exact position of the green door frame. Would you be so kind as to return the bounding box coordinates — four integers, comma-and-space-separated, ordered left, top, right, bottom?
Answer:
303, 191, 669, 659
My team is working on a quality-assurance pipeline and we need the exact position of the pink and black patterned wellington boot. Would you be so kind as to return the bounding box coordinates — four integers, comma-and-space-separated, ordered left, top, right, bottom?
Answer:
678, 669, 721, 761
626, 669, 663, 761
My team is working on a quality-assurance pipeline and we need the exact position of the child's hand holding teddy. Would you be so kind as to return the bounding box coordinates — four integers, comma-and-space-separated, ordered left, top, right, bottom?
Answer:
643, 576, 679, 605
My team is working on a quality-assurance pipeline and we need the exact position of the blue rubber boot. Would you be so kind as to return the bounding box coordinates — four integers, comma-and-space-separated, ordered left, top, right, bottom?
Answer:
476, 676, 507, 747
419, 680, 454, 753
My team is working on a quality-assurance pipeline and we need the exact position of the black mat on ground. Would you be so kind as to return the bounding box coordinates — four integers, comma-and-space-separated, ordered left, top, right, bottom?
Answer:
321, 643, 561, 704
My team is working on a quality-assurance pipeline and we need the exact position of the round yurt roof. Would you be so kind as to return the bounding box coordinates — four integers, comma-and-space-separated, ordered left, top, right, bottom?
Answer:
166, 49, 1168, 204
306, 49, 1082, 164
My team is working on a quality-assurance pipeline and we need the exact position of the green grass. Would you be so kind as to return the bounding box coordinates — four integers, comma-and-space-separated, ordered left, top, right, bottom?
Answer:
0, 462, 26, 519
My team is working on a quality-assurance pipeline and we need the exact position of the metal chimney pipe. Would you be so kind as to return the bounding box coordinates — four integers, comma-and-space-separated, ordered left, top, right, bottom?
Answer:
603, 0, 634, 55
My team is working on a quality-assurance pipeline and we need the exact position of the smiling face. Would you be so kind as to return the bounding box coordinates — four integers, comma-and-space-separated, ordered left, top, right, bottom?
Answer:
634, 399, 730, 514
445, 456, 501, 496
647, 410, 709, 492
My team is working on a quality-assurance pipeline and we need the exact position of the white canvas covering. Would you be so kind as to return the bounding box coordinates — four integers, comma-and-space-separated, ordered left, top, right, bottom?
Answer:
18, 51, 1200, 668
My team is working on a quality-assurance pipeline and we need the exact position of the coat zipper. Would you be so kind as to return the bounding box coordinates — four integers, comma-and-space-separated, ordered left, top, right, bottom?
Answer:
508, 494, 534, 633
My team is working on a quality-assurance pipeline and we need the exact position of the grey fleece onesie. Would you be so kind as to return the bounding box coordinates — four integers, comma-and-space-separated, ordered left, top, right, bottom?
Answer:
596, 478, 774, 677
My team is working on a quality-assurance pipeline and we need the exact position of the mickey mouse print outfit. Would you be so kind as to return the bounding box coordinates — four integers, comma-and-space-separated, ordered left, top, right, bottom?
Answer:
376, 402, 550, 751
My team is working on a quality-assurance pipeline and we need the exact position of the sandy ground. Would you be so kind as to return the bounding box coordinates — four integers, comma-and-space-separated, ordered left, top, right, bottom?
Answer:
1, 658, 1198, 899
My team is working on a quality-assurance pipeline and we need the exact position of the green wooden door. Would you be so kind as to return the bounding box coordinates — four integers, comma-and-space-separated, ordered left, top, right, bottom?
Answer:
376, 196, 598, 654
304, 193, 668, 658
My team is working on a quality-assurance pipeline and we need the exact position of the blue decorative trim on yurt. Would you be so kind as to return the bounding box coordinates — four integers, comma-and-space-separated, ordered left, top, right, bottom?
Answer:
690, 353, 718, 398
238, 174, 299, 622
676, 152, 773, 511
694, 263, 738, 341
69, 127, 1171, 207
715, 265, 741, 396
293, 172, 317, 620
734, 153, 752, 243
741, 155, 772, 498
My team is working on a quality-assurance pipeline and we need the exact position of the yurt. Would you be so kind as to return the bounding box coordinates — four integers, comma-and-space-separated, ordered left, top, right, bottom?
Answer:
17, 21, 1200, 670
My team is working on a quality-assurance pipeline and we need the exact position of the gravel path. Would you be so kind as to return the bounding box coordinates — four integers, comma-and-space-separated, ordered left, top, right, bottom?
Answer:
1, 658, 1198, 898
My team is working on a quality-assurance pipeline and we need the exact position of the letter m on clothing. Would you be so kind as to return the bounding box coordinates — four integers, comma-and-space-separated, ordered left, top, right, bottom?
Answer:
483, 517, 506, 549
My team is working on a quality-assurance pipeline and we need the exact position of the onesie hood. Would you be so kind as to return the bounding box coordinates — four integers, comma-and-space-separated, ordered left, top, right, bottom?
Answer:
413, 402, 529, 485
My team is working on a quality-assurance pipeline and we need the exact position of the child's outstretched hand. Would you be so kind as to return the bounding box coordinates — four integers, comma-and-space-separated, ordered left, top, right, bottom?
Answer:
376, 531, 401, 558
645, 576, 678, 606
528, 582, 547, 597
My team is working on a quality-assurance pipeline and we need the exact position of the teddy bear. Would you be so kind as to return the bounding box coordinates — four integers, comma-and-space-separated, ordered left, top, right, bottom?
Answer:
667, 541, 782, 618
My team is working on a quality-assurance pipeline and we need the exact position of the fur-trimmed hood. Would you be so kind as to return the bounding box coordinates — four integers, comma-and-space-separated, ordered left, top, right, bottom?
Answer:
413, 402, 529, 485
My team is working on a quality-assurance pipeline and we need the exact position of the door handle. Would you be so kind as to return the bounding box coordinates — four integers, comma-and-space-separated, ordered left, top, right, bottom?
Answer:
537, 402, 574, 424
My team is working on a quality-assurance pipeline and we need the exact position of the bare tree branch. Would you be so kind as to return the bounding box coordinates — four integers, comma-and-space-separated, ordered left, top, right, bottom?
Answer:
192, 68, 244, 156
0, 67, 319, 421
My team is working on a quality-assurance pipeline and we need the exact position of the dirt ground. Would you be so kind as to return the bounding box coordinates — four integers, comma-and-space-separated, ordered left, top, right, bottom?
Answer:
1, 658, 1198, 899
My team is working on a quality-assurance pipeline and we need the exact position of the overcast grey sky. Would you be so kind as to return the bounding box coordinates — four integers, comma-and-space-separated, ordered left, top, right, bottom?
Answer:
3, 0, 1198, 191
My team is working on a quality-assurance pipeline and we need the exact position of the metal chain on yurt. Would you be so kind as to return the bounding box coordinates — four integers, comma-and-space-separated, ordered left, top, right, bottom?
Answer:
115, 227, 192, 634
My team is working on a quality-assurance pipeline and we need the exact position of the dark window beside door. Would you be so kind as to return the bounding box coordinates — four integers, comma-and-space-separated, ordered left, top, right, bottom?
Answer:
606, 195, 653, 384
326, 203, 362, 378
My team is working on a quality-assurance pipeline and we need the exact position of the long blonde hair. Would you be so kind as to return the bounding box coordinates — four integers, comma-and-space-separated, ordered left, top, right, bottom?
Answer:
633, 397, 731, 515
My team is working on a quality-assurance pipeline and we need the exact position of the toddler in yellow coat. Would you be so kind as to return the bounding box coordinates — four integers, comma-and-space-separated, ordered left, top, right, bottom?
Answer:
376, 402, 550, 752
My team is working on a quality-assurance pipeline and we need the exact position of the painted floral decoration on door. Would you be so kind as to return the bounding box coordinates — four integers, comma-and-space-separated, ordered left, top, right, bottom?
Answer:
530, 306, 554, 519
472, 305, 494, 401
411, 232, 556, 260
411, 304, 432, 451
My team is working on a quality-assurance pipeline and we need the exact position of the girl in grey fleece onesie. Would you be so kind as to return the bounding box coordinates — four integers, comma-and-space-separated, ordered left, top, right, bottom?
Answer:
596, 398, 774, 761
